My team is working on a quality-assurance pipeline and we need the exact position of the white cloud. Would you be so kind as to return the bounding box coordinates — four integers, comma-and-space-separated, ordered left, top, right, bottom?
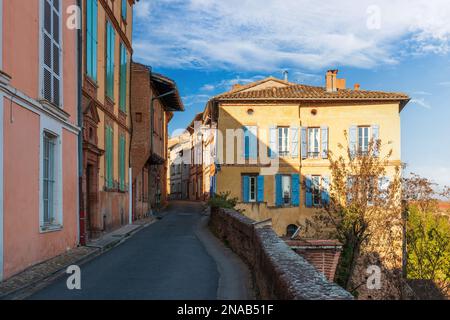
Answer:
438, 81, 450, 86
133, 0, 450, 71
410, 98, 432, 109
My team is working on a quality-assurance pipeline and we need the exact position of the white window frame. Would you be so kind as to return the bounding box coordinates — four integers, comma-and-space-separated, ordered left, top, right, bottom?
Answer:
249, 176, 257, 202
307, 127, 320, 159
311, 175, 321, 206
39, 116, 63, 232
282, 175, 292, 205
278, 127, 290, 157
39, 0, 64, 108
358, 126, 370, 155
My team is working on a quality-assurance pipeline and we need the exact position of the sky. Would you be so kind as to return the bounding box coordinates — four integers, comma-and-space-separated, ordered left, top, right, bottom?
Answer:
132, 0, 450, 187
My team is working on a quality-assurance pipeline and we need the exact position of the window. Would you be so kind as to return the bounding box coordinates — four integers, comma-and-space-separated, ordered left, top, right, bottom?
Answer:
249, 176, 257, 202
278, 127, 289, 156
43, 132, 57, 225
311, 175, 321, 206
358, 126, 370, 155
86, 0, 98, 81
119, 43, 128, 112
282, 175, 291, 205
42, 0, 62, 106
307, 128, 320, 159
121, 0, 127, 21
105, 21, 115, 100
243, 175, 264, 203
105, 125, 113, 189
286, 224, 299, 237
119, 134, 126, 191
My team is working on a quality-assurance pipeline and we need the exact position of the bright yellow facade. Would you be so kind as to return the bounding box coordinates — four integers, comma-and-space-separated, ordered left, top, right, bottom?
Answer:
211, 73, 409, 236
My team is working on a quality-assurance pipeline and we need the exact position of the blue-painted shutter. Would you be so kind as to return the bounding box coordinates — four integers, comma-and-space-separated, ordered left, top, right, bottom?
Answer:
119, 43, 127, 112
292, 174, 300, 207
305, 175, 313, 207
257, 175, 264, 202
372, 125, 380, 157
242, 176, 250, 202
301, 127, 307, 159
243, 126, 249, 159
321, 126, 329, 159
121, 0, 127, 21
86, 0, 92, 78
349, 125, 357, 158
291, 127, 299, 158
269, 127, 277, 158
321, 175, 330, 206
92, 0, 98, 81
275, 174, 283, 206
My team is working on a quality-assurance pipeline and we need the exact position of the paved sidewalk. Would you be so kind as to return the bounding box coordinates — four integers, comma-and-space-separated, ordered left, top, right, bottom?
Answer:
0, 217, 156, 300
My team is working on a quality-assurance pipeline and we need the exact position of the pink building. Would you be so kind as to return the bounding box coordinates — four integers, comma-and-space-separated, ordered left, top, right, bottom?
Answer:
0, 0, 79, 280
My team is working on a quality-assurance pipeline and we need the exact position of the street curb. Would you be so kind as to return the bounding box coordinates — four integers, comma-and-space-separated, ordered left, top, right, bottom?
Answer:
0, 221, 156, 300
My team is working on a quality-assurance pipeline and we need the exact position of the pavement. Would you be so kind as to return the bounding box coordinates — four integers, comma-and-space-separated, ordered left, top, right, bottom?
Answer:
19, 201, 253, 300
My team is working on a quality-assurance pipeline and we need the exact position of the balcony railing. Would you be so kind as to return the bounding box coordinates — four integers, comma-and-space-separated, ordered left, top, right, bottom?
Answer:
307, 151, 320, 159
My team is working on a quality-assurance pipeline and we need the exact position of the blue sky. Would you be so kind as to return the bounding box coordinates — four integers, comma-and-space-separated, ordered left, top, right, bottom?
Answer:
132, 0, 450, 187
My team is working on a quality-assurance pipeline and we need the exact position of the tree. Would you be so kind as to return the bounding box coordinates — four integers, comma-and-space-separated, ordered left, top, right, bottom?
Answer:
309, 131, 403, 298
403, 174, 450, 295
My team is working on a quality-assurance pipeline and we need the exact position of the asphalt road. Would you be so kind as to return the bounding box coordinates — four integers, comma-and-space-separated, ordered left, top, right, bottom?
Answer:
29, 201, 251, 300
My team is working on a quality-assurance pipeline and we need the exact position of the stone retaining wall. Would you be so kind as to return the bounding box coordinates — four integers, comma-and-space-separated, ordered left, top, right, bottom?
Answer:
209, 207, 353, 300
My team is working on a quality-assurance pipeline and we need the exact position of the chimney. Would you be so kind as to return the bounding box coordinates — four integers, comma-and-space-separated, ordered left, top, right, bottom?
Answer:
326, 70, 338, 92
354, 83, 360, 91
283, 70, 289, 82
326, 69, 346, 92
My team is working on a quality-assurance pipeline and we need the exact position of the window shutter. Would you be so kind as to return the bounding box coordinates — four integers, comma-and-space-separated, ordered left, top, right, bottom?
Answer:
305, 175, 313, 208
321, 175, 330, 205
242, 176, 250, 202
372, 125, 380, 157
243, 126, 249, 159
269, 127, 277, 158
106, 22, 115, 99
349, 125, 357, 158
275, 174, 282, 206
249, 126, 258, 159
291, 174, 300, 207
301, 127, 307, 160
122, 0, 127, 21
93, 0, 98, 81
321, 126, 329, 159
120, 43, 127, 112
291, 127, 299, 158
257, 175, 264, 202
378, 176, 390, 201
119, 135, 125, 190
86, 0, 92, 77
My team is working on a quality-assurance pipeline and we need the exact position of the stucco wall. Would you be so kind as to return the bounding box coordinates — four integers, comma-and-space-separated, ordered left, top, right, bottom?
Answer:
209, 207, 353, 300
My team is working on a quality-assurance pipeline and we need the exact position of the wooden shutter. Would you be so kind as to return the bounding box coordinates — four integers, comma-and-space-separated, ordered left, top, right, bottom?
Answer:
321, 175, 330, 205
321, 126, 329, 159
291, 127, 299, 158
242, 176, 250, 202
275, 174, 282, 206
269, 127, 277, 158
119, 43, 127, 112
301, 127, 307, 159
305, 175, 313, 207
291, 174, 300, 207
372, 125, 380, 157
257, 175, 264, 202
349, 125, 357, 158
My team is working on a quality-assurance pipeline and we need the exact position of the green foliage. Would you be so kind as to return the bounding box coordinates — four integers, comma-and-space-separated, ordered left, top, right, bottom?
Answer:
407, 204, 450, 290
208, 192, 239, 210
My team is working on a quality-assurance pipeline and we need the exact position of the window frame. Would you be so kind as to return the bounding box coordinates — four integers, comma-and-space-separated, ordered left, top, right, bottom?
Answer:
311, 175, 322, 207
281, 175, 292, 206
307, 127, 321, 159
249, 176, 257, 202
278, 127, 290, 157
358, 126, 370, 156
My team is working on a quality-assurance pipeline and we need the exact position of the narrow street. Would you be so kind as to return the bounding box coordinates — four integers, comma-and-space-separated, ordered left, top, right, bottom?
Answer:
28, 201, 252, 300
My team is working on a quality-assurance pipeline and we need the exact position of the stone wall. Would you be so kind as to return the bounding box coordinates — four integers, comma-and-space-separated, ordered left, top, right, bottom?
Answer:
209, 207, 353, 300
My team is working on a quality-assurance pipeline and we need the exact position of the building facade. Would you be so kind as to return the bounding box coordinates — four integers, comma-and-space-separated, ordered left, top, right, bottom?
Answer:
0, 0, 79, 280
130, 63, 184, 218
208, 70, 409, 236
79, 0, 136, 243
168, 133, 191, 200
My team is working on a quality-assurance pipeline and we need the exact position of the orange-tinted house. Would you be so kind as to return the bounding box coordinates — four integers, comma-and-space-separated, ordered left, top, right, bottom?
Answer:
0, 0, 79, 280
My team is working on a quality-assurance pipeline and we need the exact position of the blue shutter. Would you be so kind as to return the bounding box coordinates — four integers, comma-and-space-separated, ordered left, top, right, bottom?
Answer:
372, 125, 379, 157
257, 175, 264, 202
291, 127, 299, 158
275, 174, 282, 206
349, 125, 357, 158
242, 176, 250, 202
122, 0, 127, 21
321, 175, 330, 206
243, 126, 249, 159
301, 127, 307, 159
92, 0, 98, 81
291, 174, 300, 207
305, 175, 313, 208
86, 0, 92, 78
321, 126, 329, 159
269, 127, 277, 158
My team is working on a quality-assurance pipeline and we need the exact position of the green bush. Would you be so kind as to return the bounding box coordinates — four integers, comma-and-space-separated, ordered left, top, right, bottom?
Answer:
208, 192, 238, 210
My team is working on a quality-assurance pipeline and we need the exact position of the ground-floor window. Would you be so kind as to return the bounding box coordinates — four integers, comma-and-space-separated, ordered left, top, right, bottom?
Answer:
43, 131, 57, 225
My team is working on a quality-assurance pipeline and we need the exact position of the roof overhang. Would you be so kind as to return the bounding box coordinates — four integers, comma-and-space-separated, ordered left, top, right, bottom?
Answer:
151, 73, 185, 112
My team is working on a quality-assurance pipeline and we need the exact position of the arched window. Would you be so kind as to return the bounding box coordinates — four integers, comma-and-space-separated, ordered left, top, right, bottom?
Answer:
286, 224, 299, 237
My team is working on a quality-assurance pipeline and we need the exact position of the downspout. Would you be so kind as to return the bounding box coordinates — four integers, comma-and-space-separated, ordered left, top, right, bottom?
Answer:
77, 0, 84, 246
128, 57, 133, 223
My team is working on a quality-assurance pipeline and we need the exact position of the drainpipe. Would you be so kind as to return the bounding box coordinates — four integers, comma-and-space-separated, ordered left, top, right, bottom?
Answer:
76, 0, 85, 246
128, 58, 134, 224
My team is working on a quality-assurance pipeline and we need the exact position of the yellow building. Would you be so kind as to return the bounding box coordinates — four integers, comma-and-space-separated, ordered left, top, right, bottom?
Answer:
209, 70, 410, 236
80, 0, 136, 242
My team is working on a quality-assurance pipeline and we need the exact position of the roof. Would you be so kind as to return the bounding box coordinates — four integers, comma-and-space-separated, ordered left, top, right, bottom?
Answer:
150, 72, 185, 112
213, 77, 410, 109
